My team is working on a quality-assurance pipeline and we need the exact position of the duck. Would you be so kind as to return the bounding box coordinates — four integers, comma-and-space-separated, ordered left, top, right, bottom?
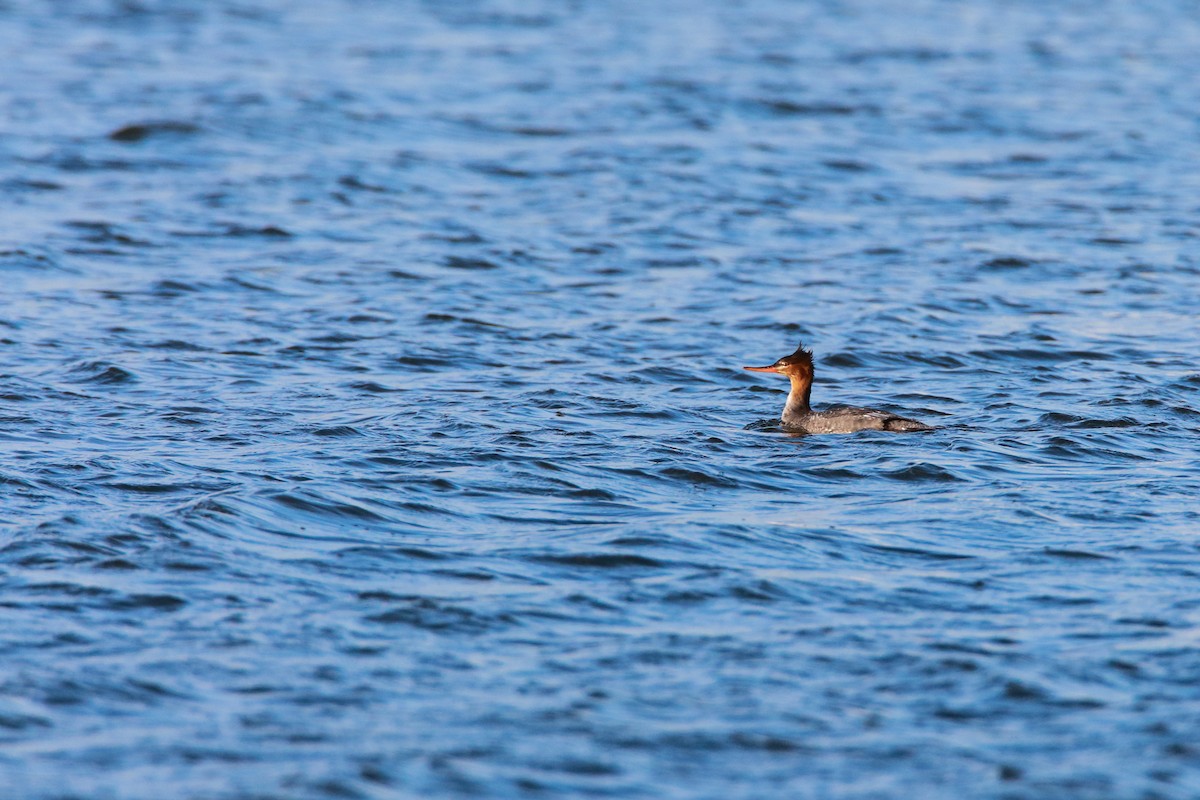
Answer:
743, 343, 932, 434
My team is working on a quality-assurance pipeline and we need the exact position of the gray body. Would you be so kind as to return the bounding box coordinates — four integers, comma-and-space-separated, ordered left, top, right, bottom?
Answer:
782, 402, 932, 434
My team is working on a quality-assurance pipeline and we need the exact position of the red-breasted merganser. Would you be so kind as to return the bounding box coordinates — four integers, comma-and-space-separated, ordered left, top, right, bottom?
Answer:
743, 343, 933, 434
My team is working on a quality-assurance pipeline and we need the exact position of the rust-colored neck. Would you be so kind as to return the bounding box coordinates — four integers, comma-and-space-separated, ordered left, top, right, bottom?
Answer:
784, 371, 813, 417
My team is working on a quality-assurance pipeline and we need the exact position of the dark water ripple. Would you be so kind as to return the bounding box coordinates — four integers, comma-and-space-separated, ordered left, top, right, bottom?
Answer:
3, 0, 1200, 797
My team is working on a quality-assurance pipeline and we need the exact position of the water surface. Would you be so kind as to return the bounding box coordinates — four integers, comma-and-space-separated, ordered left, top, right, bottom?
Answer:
3, 1, 1200, 797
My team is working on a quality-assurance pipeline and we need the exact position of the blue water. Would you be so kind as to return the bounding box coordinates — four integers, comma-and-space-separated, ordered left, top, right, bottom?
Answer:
3, 1, 1200, 797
